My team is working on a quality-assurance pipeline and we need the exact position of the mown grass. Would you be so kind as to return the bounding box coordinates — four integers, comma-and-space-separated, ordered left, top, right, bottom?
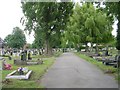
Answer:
75, 52, 118, 79
1, 55, 56, 88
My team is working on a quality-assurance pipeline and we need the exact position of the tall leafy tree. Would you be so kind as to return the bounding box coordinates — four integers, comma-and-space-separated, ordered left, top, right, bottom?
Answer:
4, 34, 13, 48
63, 3, 114, 52
4, 27, 26, 49
105, 2, 120, 52
21, 2, 74, 55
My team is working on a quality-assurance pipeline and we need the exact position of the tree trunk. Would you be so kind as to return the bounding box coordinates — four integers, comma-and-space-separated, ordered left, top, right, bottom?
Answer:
76, 44, 80, 52
106, 45, 108, 51
90, 42, 93, 52
85, 43, 89, 52
45, 39, 52, 56
95, 43, 99, 54
38, 49, 41, 55
105, 45, 109, 55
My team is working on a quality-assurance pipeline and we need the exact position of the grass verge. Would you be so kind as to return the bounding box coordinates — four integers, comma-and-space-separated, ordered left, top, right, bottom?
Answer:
75, 52, 118, 79
2, 56, 55, 88
53, 51, 63, 57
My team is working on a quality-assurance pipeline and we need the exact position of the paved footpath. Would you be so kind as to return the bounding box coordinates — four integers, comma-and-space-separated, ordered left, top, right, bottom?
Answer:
40, 52, 118, 88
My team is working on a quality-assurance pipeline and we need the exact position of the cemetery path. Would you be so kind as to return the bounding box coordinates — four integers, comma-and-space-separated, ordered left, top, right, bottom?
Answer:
40, 52, 118, 88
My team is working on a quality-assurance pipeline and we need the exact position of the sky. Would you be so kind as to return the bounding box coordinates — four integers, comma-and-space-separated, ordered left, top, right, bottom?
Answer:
0, 0, 118, 44
0, 0, 34, 44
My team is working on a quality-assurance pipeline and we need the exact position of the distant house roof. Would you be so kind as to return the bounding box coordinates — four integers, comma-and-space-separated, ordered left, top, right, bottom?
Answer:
0, 37, 4, 48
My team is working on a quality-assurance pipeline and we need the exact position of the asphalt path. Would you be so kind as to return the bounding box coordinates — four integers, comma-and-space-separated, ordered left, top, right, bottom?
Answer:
40, 52, 118, 88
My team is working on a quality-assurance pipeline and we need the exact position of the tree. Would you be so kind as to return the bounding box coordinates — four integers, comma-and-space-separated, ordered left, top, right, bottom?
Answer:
21, 2, 74, 55
63, 3, 114, 52
105, 2, 120, 52
4, 27, 26, 49
4, 34, 13, 48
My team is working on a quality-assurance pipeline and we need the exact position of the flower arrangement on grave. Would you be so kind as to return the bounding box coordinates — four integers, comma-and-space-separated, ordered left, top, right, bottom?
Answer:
17, 67, 29, 75
2, 59, 12, 70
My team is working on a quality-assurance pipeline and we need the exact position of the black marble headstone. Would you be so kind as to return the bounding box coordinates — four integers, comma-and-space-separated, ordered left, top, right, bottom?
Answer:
21, 51, 27, 61
28, 51, 32, 60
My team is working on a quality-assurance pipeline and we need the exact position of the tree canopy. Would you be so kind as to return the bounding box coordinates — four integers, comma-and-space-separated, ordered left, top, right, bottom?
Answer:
21, 2, 74, 55
4, 27, 26, 49
21, 2, 117, 53
62, 3, 114, 52
105, 2, 120, 50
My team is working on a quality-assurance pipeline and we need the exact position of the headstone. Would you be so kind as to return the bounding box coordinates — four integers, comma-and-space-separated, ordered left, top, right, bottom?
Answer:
10, 51, 13, 56
1, 48, 5, 56
24, 50, 27, 55
2, 60, 5, 70
23, 52, 26, 61
8, 56, 12, 60
21, 51, 27, 61
21, 52, 24, 60
28, 51, 32, 60
117, 55, 120, 68
105, 50, 109, 56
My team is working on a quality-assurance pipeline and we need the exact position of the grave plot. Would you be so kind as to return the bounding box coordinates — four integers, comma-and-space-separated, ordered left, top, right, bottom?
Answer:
14, 58, 43, 65
14, 50, 43, 65
101, 56, 119, 67
5, 67, 32, 80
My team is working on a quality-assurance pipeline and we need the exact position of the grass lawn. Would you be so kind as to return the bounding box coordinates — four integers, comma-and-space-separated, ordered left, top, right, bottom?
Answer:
1, 54, 57, 88
75, 52, 118, 80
